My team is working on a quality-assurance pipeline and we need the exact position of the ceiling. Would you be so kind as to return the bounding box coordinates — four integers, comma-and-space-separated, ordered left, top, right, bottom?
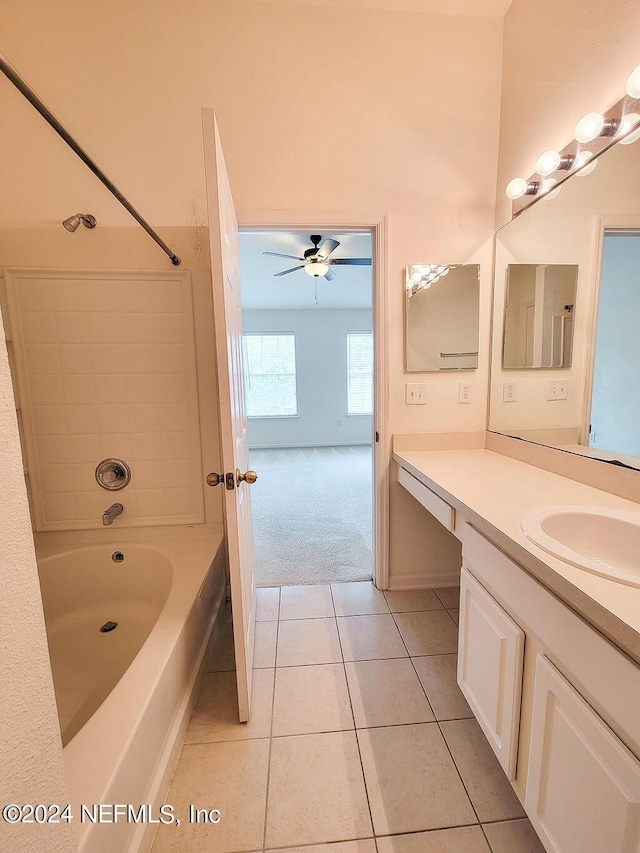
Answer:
239, 232, 373, 311
250, 0, 513, 17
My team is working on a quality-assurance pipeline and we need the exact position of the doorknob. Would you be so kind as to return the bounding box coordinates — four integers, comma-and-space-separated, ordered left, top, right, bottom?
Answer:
206, 472, 223, 487
236, 469, 258, 485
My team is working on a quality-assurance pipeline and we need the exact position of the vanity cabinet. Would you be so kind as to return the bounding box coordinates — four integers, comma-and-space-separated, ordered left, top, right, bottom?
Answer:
461, 522, 640, 853
458, 566, 524, 778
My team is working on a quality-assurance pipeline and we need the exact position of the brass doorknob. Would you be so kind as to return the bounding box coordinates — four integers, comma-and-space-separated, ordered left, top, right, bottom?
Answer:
206, 472, 223, 487
236, 469, 258, 485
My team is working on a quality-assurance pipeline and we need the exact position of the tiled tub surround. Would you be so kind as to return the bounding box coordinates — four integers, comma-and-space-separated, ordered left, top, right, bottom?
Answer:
4, 268, 204, 529
393, 448, 640, 665
44, 528, 225, 853
151, 582, 544, 853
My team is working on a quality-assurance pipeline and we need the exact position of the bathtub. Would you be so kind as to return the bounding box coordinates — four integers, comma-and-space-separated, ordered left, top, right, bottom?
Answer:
35, 527, 226, 853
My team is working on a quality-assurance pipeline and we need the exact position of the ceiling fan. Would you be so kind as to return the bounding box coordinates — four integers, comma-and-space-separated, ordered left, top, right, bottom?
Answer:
264, 235, 372, 281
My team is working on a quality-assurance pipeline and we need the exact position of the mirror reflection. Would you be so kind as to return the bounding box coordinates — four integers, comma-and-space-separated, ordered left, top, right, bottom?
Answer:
406, 264, 479, 372
490, 133, 640, 469
503, 264, 577, 369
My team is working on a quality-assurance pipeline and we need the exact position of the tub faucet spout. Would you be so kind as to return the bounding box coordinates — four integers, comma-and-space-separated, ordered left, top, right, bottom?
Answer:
102, 503, 124, 525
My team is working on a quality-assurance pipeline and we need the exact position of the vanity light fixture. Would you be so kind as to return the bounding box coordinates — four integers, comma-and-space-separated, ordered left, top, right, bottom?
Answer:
619, 112, 640, 145
406, 264, 457, 298
574, 112, 619, 144
574, 151, 598, 176
505, 178, 541, 200
541, 178, 561, 200
536, 150, 575, 177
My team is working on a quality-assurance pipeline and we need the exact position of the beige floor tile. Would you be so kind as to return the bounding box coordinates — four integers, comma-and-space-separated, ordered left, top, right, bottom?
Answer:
376, 826, 491, 852
448, 608, 459, 625
254, 620, 277, 669
483, 818, 546, 853
337, 614, 408, 661
394, 610, 458, 656
345, 659, 434, 728
435, 586, 460, 609
357, 723, 476, 835
206, 619, 235, 672
331, 581, 390, 616
280, 584, 334, 619
151, 738, 269, 853
276, 618, 342, 667
265, 731, 372, 848
272, 664, 354, 736
257, 586, 280, 621
412, 654, 472, 721
268, 840, 377, 852
383, 588, 444, 613
440, 719, 526, 822
185, 669, 273, 744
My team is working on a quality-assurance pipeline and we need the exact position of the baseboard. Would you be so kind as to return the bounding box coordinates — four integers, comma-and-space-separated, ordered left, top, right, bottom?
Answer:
131, 586, 225, 853
249, 441, 372, 449
387, 570, 461, 591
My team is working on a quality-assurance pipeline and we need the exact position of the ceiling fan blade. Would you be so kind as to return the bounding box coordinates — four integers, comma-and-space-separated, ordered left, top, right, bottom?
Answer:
329, 258, 372, 266
324, 267, 337, 281
274, 265, 305, 277
318, 238, 340, 258
263, 251, 304, 260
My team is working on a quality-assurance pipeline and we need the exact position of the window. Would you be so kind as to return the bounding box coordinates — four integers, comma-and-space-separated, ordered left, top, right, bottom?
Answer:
347, 331, 374, 415
243, 332, 297, 418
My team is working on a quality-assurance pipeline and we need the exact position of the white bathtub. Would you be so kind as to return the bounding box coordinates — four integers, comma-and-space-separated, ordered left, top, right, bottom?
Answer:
36, 527, 225, 853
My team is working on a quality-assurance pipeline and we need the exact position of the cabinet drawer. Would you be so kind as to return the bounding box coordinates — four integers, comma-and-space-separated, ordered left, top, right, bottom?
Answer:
458, 566, 525, 779
397, 466, 455, 531
526, 655, 640, 853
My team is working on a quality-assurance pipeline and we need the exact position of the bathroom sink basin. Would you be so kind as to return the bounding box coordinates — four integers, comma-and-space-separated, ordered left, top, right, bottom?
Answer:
521, 506, 640, 588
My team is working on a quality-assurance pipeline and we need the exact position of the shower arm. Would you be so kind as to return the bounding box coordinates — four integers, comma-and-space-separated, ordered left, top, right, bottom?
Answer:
0, 52, 180, 266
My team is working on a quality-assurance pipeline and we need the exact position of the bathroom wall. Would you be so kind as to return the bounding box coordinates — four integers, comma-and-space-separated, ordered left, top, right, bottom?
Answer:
0, 315, 76, 853
497, 0, 640, 228
243, 309, 373, 448
0, 226, 224, 532
0, 0, 504, 586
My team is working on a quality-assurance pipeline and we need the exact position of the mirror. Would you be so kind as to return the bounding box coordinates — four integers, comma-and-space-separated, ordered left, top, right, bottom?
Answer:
503, 264, 578, 369
406, 264, 479, 372
490, 132, 640, 469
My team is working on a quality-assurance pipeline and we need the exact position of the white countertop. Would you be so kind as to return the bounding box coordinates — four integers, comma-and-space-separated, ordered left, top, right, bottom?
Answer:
393, 448, 640, 665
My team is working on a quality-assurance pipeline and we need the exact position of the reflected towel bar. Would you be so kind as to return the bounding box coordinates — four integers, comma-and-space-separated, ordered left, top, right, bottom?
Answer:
0, 52, 181, 266
440, 351, 479, 358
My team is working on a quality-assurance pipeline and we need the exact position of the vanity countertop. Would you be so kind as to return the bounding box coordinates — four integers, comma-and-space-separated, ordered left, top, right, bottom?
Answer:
393, 448, 640, 666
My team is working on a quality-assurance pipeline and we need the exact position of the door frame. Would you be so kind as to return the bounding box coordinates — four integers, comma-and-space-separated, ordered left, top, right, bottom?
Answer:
237, 211, 390, 590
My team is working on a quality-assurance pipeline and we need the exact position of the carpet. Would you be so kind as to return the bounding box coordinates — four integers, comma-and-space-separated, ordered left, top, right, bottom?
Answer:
249, 445, 373, 587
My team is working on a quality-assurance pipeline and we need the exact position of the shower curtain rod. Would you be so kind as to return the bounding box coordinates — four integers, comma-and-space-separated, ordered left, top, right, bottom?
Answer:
0, 53, 180, 266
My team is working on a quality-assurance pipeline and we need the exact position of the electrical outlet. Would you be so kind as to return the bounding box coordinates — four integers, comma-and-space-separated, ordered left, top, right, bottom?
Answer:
458, 382, 473, 404
405, 383, 427, 405
503, 381, 517, 402
547, 380, 569, 401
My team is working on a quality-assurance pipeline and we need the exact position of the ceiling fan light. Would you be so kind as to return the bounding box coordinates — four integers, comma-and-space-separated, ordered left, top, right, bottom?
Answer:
304, 261, 329, 277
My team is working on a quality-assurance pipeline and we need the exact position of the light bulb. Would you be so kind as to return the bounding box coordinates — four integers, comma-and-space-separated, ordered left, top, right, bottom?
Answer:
505, 177, 528, 200
440, 267, 450, 276
627, 64, 640, 98
619, 112, 640, 145
574, 151, 598, 176
541, 178, 561, 200
536, 150, 561, 176
304, 261, 329, 277
410, 271, 422, 283
575, 112, 605, 143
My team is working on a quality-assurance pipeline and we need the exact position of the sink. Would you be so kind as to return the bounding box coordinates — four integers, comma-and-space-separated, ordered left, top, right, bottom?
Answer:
521, 506, 640, 587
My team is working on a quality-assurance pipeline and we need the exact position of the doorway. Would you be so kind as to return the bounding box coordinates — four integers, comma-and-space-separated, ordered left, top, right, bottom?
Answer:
238, 229, 376, 587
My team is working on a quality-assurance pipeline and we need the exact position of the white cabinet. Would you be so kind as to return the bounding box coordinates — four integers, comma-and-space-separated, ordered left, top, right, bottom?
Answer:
526, 654, 640, 853
458, 566, 525, 779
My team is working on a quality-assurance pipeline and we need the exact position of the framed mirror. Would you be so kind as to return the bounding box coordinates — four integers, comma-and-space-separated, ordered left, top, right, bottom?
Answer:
406, 264, 480, 372
489, 132, 640, 469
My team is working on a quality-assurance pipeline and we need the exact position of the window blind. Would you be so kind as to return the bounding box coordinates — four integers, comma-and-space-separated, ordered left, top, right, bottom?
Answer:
243, 332, 297, 418
347, 331, 373, 415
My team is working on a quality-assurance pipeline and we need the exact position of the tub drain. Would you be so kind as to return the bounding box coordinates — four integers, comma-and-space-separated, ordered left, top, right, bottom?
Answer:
112, 551, 124, 563
100, 621, 118, 633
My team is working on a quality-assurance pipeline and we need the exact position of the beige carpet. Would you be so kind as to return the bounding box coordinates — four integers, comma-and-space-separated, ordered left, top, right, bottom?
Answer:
249, 445, 373, 587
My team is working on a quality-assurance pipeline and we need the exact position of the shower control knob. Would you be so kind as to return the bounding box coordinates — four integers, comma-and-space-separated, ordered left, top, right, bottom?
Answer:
206, 472, 223, 487
236, 469, 258, 485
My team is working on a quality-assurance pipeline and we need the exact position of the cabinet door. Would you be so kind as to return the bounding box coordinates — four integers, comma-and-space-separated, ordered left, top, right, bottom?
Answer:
526, 655, 640, 853
458, 566, 525, 778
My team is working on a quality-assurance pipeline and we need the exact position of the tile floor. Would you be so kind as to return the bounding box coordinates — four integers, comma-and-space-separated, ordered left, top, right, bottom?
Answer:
151, 582, 545, 853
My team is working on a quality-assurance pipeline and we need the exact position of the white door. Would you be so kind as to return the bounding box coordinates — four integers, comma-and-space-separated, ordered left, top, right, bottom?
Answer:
202, 108, 256, 721
526, 655, 640, 853
458, 566, 525, 779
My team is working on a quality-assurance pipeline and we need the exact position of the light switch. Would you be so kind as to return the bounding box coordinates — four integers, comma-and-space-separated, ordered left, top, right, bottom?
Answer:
547, 380, 568, 400
405, 383, 427, 405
